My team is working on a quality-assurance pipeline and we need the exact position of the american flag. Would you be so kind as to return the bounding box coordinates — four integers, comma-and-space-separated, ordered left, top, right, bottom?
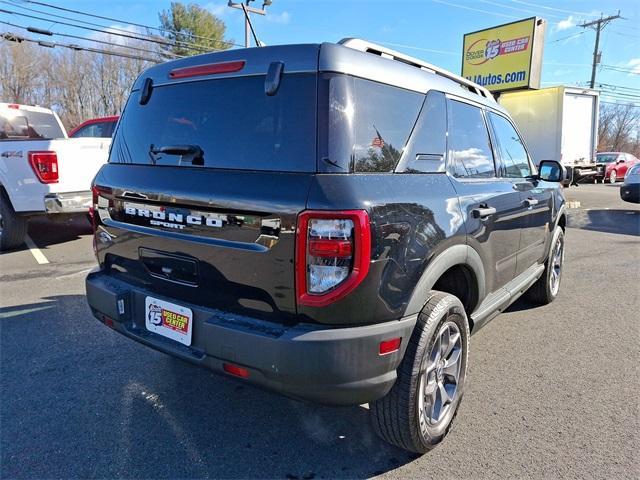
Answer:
372, 136, 385, 148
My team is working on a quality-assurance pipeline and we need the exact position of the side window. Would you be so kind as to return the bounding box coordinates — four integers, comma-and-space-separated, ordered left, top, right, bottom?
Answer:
447, 100, 496, 178
489, 112, 532, 178
400, 91, 447, 173
352, 78, 423, 173
73, 124, 100, 138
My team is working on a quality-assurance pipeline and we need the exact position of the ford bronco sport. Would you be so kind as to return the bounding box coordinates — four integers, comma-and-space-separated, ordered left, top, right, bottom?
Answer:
86, 39, 567, 453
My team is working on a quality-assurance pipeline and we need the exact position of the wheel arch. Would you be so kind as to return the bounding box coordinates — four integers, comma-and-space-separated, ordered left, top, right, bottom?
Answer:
404, 244, 485, 326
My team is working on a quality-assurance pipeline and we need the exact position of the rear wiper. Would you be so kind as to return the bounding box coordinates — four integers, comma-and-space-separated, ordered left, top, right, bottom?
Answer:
148, 144, 204, 166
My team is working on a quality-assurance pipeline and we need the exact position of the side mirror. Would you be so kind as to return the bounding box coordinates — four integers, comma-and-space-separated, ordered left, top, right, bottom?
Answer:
617, 159, 625, 164
538, 160, 565, 182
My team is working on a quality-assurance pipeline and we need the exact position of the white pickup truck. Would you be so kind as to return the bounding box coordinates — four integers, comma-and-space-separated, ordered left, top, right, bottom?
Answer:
0, 103, 110, 250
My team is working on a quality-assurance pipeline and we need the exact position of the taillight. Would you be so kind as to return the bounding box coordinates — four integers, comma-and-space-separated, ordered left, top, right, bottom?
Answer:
28, 151, 58, 183
91, 185, 112, 261
296, 210, 371, 307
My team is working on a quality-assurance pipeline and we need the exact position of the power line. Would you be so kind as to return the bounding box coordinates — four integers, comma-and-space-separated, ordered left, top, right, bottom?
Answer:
431, 0, 521, 20
506, 0, 599, 18
478, 0, 564, 19
0, 19, 182, 58
549, 31, 585, 43
7, 0, 242, 49
597, 83, 640, 93
601, 65, 639, 75
0, 31, 159, 62
0, 5, 218, 54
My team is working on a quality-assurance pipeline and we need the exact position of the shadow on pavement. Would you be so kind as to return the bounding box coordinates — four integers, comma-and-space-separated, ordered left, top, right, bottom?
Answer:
29, 215, 93, 246
1, 295, 417, 479
567, 209, 639, 236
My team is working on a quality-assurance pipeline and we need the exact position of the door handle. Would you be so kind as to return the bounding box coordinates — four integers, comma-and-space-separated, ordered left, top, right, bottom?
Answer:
472, 206, 497, 219
523, 197, 539, 207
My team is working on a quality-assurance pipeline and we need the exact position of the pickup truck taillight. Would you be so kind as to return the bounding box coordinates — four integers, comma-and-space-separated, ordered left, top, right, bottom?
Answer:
295, 210, 371, 307
28, 151, 58, 183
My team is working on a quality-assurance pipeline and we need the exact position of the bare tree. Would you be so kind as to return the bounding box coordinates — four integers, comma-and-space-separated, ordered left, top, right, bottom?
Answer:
598, 103, 640, 156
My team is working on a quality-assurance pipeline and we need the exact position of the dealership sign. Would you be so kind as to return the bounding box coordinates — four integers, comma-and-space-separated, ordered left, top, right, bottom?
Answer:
462, 17, 546, 92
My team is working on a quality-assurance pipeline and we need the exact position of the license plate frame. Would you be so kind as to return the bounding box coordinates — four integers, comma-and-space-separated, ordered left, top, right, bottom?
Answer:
145, 296, 193, 346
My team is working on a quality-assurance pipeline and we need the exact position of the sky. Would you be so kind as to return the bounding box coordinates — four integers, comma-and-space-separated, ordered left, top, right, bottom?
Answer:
1, 0, 639, 104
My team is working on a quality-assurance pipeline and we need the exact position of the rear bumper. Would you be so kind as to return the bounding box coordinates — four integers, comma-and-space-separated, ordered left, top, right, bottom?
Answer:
620, 183, 640, 203
44, 191, 92, 214
85, 270, 416, 406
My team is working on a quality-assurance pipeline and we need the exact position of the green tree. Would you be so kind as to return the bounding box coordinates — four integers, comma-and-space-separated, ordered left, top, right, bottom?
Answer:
159, 2, 231, 57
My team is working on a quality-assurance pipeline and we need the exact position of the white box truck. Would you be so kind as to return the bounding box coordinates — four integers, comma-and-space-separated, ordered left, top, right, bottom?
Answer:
498, 86, 599, 185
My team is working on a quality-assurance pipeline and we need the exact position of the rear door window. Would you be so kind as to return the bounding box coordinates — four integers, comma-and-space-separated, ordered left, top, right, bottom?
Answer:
399, 91, 447, 173
110, 74, 317, 172
447, 100, 496, 178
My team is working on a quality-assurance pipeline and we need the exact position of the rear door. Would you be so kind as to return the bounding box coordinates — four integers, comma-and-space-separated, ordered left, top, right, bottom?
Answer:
445, 98, 525, 294
94, 68, 319, 324
488, 111, 551, 274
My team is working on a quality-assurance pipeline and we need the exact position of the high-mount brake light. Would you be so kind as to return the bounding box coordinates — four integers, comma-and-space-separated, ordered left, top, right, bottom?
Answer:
168, 60, 245, 79
28, 151, 58, 183
296, 210, 371, 307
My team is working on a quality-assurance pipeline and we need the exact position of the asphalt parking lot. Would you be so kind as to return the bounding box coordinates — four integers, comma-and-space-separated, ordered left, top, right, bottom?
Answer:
1, 183, 638, 479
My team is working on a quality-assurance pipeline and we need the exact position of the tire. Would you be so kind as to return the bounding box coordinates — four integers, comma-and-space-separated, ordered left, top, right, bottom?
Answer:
609, 170, 617, 183
526, 226, 565, 305
0, 189, 28, 251
370, 292, 469, 454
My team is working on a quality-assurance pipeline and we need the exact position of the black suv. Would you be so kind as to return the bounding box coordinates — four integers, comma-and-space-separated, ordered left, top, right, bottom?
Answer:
86, 39, 567, 453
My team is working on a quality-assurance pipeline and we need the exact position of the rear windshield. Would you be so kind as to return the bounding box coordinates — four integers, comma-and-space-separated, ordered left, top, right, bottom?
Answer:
0, 109, 65, 140
110, 73, 317, 172
596, 154, 618, 163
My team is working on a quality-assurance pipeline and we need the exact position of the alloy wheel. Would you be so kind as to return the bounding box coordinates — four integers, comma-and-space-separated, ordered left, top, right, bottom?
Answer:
610, 171, 617, 183
549, 234, 564, 296
418, 321, 463, 428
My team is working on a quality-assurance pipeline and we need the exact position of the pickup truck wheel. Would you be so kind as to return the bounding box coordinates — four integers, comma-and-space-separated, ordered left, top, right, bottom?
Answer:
526, 226, 565, 305
0, 190, 28, 251
609, 170, 617, 183
370, 292, 469, 454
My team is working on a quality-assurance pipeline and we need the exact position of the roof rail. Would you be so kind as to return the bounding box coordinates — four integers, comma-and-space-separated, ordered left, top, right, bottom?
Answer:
338, 38, 493, 100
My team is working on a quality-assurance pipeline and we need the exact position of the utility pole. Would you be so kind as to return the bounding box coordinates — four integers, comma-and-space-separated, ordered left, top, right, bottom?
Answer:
228, 0, 272, 48
579, 11, 621, 89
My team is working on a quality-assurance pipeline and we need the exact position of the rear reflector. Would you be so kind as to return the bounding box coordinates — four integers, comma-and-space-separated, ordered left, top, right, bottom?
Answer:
28, 151, 58, 183
379, 337, 401, 355
223, 363, 249, 378
169, 60, 245, 79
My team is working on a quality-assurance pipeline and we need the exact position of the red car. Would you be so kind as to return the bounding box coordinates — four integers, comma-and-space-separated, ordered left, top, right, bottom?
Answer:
68, 116, 119, 138
596, 152, 640, 183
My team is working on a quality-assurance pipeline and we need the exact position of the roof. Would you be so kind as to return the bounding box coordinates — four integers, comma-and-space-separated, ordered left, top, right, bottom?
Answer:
131, 39, 504, 113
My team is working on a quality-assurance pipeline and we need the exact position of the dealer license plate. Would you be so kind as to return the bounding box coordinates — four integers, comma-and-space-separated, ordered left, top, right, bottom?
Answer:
145, 296, 193, 346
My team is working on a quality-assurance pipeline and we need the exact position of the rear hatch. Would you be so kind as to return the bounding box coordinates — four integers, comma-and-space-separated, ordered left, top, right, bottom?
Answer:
93, 45, 319, 323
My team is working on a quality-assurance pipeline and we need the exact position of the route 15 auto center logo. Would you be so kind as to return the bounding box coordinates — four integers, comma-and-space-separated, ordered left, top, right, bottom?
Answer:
148, 303, 163, 326
465, 35, 531, 65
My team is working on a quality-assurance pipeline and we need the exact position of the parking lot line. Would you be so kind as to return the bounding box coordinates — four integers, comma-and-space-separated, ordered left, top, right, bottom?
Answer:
24, 235, 50, 265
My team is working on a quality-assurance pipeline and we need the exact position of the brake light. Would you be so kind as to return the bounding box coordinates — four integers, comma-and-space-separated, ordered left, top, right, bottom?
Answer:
296, 210, 371, 307
8, 104, 20, 109
169, 60, 245, 79
28, 151, 58, 183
